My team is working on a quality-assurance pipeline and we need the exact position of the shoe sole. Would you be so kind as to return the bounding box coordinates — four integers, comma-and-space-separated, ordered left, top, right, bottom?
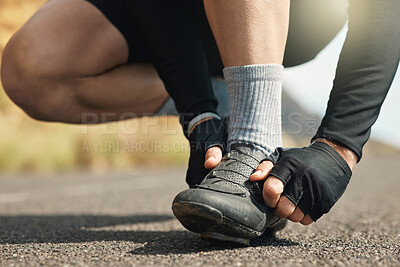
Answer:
262, 217, 288, 235
199, 218, 287, 245
172, 201, 264, 245
199, 232, 251, 245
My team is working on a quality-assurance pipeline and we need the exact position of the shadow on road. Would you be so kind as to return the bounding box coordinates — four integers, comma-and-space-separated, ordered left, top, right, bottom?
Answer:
0, 214, 173, 244
130, 233, 299, 255
0, 214, 298, 254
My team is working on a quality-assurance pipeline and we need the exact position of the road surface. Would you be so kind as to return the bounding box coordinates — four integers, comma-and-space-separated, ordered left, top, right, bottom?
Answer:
0, 155, 399, 266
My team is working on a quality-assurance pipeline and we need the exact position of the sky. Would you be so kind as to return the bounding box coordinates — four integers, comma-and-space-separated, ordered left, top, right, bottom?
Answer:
283, 25, 400, 148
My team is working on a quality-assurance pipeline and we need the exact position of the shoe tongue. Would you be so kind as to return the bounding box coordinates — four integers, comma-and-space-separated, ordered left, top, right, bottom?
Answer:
229, 144, 268, 164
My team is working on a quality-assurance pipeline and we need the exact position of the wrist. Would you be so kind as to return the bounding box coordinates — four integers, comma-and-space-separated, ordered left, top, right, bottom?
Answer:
187, 112, 221, 137
314, 138, 358, 170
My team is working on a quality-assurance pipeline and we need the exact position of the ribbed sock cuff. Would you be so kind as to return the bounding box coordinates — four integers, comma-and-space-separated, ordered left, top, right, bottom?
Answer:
223, 64, 283, 82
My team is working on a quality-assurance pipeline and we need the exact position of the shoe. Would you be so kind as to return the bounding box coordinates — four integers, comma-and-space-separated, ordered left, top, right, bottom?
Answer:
172, 144, 286, 245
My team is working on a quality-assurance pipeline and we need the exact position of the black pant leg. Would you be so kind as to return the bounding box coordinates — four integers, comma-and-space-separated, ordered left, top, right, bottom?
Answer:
128, 0, 218, 132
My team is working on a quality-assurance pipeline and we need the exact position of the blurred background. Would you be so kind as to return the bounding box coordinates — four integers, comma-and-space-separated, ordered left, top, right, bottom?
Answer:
0, 0, 399, 174
0, 0, 190, 173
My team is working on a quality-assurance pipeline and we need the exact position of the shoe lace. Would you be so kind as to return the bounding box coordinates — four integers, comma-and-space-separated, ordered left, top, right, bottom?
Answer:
207, 149, 260, 189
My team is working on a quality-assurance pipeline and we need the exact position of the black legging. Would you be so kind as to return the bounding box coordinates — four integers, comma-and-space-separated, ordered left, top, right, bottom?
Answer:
127, 0, 220, 128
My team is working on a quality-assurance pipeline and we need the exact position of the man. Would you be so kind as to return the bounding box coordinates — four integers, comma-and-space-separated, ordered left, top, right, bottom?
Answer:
2, 0, 399, 244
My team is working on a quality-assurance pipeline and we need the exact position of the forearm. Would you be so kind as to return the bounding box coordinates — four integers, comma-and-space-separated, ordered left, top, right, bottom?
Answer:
313, 0, 400, 160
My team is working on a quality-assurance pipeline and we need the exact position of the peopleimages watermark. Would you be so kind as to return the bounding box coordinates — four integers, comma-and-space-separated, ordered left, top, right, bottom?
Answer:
282, 112, 320, 135
81, 112, 180, 135
81, 140, 190, 153
80, 111, 320, 136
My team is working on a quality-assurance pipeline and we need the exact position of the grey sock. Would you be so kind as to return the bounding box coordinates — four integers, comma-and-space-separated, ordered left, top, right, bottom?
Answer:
223, 64, 283, 155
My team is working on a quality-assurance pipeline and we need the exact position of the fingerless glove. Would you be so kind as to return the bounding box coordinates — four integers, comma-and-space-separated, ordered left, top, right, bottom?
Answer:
268, 142, 352, 221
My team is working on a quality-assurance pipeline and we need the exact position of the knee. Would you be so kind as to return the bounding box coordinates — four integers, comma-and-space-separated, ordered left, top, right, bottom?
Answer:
1, 32, 68, 122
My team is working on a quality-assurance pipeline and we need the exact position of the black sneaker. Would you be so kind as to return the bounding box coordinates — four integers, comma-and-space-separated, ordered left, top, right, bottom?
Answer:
172, 144, 286, 245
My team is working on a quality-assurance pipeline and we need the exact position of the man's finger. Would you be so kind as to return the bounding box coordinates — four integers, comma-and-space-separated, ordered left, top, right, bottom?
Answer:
274, 196, 296, 218
287, 206, 305, 222
263, 176, 284, 208
249, 161, 274, 181
300, 214, 314, 225
204, 146, 223, 169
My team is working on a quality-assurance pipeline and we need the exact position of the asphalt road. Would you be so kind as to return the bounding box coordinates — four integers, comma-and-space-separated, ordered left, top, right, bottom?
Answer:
0, 155, 399, 266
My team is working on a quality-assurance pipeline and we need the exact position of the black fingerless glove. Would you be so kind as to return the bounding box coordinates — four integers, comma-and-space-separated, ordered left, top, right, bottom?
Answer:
186, 118, 228, 188
268, 142, 352, 221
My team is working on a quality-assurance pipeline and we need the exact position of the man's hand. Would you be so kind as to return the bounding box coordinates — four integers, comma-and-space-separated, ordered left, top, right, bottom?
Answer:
250, 139, 356, 225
